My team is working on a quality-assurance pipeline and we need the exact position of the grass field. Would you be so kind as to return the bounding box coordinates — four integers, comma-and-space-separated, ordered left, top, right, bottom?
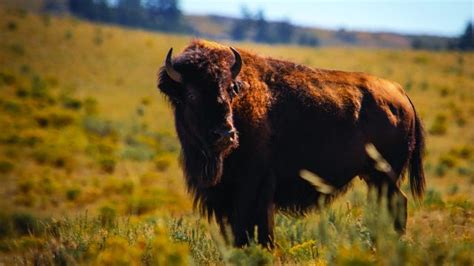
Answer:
0, 7, 473, 265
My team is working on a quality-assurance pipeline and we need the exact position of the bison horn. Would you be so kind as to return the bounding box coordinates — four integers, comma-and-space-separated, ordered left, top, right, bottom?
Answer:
165, 48, 183, 83
230, 47, 242, 79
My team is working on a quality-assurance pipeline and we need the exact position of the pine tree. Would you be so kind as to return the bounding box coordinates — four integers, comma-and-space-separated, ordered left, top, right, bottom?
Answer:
254, 10, 270, 43
459, 21, 474, 50
117, 0, 144, 27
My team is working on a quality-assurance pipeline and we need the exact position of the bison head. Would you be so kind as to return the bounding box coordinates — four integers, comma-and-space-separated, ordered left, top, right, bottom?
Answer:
158, 44, 243, 187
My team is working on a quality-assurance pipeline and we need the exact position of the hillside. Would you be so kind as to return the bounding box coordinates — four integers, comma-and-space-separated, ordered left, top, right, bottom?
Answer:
0, 7, 473, 265
1, 0, 456, 49
186, 14, 454, 49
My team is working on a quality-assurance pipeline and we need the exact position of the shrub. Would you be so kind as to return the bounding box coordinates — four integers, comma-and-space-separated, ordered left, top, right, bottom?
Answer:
168, 218, 223, 264
454, 145, 472, 159
429, 114, 447, 135
98, 157, 116, 173
424, 189, 445, 208
19, 64, 30, 74
434, 164, 447, 177
20, 129, 46, 147
334, 246, 375, 266
121, 144, 155, 161
127, 195, 160, 215
61, 96, 82, 110
457, 167, 472, 177
228, 242, 273, 266
34, 112, 76, 129
141, 97, 152, 106
85, 142, 117, 161
10, 43, 25, 56
139, 172, 159, 186
0, 160, 14, 174
30, 75, 48, 99
455, 116, 466, 127
0, 72, 16, 86
148, 227, 189, 265
99, 206, 117, 228
31, 145, 75, 170
83, 116, 116, 137
447, 184, 459, 195
154, 156, 171, 172
66, 187, 81, 201
32, 147, 51, 164
438, 154, 458, 169
12, 212, 41, 236
64, 29, 73, 40
83, 97, 98, 114
95, 142, 116, 155
39, 176, 59, 195
18, 178, 34, 194
3, 100, 22, 114
14, 193, 38, 207
440, 87, 451, 97
45, 76, 59, 87
287, 240, 318, 261
6, 21, 17, 31
102, 176, 134, 195
15, 87, 29, 98
96, 236, 141, 265
34, 114, 49, 128
54, 154, 73, 169
0, 212, 13, 237
18, 236, 46, 252
404, 79, 413, 91
48, 112, 76, 128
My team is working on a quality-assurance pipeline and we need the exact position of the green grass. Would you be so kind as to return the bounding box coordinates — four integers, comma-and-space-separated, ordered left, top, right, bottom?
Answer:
0, 7, 473, 265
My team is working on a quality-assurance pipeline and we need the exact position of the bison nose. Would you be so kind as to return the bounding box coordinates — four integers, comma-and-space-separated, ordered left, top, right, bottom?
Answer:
212, 127, 236, 142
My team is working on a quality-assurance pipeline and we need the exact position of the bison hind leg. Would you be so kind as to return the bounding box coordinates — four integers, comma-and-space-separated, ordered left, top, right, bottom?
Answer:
363, 160, 409, 234
373, 179, 407, 234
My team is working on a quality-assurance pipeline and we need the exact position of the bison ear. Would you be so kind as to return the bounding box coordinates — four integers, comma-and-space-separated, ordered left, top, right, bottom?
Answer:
158, 67, 184, 104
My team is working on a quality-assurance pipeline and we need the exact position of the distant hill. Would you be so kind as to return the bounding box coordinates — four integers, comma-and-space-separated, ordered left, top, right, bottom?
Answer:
0, 0, 456, 49
185, 14, 455, 49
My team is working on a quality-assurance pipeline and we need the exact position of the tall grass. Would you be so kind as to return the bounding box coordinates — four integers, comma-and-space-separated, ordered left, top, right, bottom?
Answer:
0, 6, 473, 265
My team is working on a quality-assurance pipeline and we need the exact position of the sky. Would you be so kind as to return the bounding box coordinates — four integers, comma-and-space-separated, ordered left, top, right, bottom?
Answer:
181, 0, 474, 37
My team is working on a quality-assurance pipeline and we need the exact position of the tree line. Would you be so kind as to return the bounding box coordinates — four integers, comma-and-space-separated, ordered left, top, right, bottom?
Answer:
54, 0, 319, 46
230, 7, 319, 46
411, 21, 474, 51
42, 0, 472, 50
67, 0, 190, 33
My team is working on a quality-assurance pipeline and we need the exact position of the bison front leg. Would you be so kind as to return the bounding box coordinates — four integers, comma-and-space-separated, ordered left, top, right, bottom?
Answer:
255, 173, 276, 248
231, 173, 275, 248
256, 202, 275, 248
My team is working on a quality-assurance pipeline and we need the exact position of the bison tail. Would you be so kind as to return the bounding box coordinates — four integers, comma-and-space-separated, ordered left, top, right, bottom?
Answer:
408, 101, 426, 201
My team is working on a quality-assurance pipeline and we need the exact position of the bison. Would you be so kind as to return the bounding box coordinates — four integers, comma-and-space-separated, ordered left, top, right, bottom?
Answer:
157, 39, 425, 247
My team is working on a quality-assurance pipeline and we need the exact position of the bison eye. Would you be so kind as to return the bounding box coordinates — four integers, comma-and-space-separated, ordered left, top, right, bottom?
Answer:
187, 91, 197, 102
229, 82, 240, 99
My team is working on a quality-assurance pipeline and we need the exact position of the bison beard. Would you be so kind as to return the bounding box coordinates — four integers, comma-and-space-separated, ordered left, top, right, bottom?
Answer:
157, 39, 426, 248
178, 122, 237, 188
183, 146, 224, 187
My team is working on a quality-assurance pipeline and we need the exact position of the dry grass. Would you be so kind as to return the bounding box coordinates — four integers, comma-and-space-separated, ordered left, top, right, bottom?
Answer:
0, 7, 473, 265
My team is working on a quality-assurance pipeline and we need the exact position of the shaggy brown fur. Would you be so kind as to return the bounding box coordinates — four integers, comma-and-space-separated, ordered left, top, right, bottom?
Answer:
157, 39, 425, 247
